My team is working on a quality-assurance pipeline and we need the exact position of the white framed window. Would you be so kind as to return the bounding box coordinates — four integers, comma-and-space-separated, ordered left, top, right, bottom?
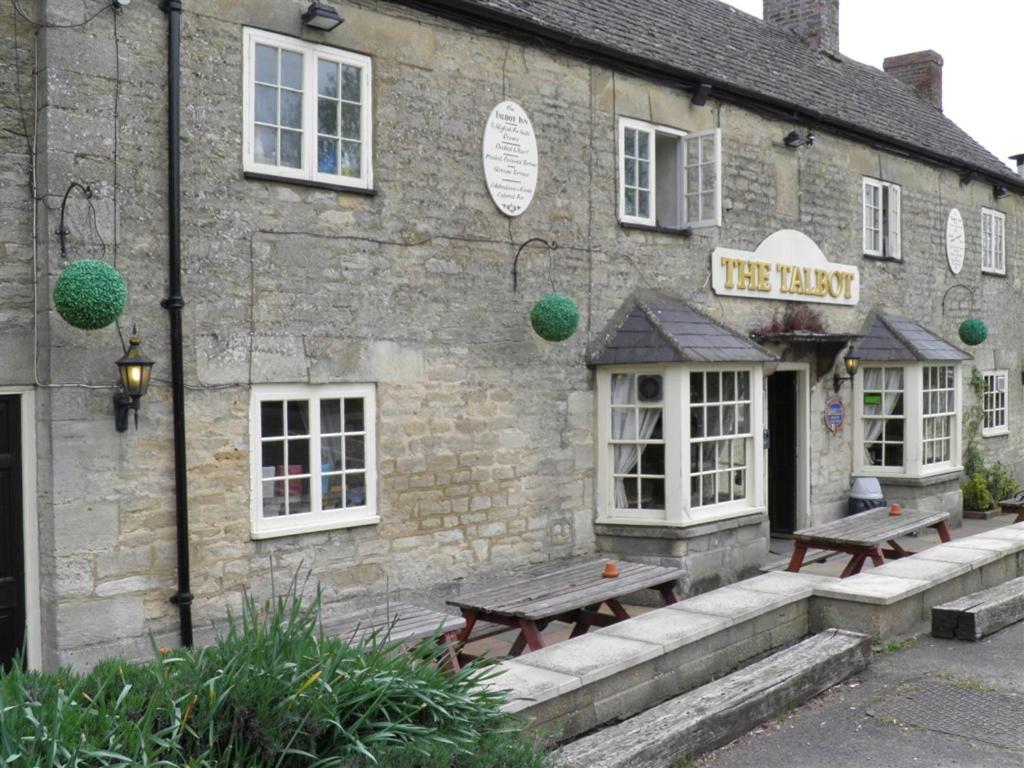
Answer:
854, 363, 962, 478
862, 178, 901, 259
250, 383, 378, 539
982, 370, 1009, 436
981, 208, 1006, 275
597, 364, 763, 526
243, 28, 372, 190
617, 117, 721, 230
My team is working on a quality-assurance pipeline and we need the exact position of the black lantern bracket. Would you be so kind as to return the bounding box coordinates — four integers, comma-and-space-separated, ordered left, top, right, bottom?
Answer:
114, 326, 155, 431
511, 237, 558, 292
833, 348, 861, 393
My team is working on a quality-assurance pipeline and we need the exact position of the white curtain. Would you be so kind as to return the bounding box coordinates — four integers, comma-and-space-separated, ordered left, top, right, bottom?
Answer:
612, 375, 662, 508
863, 367, 903, 464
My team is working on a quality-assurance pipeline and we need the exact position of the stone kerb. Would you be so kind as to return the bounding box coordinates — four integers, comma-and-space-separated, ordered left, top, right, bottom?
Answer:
809, 523, 1024, 638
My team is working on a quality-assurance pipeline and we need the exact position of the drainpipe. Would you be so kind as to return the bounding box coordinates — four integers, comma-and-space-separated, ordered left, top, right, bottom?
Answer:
162, 0, 193, 648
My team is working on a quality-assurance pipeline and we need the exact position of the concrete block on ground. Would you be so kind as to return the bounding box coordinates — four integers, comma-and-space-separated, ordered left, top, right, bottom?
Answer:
931, 575, 1024, 641
556, 629, 872, 768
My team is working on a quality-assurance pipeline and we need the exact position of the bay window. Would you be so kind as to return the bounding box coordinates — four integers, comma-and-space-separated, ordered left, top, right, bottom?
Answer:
597, 365, 763, 525
854, 364, 961, 477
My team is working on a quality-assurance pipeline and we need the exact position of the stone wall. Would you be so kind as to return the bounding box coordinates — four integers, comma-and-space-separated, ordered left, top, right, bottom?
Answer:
4, 0, 1022, 667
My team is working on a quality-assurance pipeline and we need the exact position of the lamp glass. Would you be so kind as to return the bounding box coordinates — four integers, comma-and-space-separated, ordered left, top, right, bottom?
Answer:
844, 352, 861, 376
116, 334, 155, 398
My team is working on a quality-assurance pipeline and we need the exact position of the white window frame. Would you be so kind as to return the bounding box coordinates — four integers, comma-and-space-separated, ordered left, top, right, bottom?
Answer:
981, 208, 1006, 275
595, 364, 764, 527
242, 28, 373, 190
249, 383, 378, 539
862, 177, 901, 260
982, 370, 1009, 437
852, 363, 962, 479
617, 117, 722, 230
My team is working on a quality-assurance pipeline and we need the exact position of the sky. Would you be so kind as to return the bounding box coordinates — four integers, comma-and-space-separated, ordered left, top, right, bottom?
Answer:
720, 0, 1023, 171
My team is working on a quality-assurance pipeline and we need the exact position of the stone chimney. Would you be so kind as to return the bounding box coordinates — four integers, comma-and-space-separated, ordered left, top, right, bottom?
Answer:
763, 0, 839, 54
883, 50, 943, 111
1010, 154, 1024, 179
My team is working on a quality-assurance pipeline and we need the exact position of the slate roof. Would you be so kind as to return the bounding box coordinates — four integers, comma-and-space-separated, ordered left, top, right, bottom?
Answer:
855, 312, 971, 363
588, 291, 776, 365
412, 0, 1020, 187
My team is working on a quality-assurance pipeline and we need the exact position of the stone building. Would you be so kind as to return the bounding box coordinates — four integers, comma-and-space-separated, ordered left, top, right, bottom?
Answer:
1, 0, 1021, 670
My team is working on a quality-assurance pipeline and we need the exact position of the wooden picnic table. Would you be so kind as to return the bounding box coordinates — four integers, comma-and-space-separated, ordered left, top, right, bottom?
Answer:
787, 506, 952, 578
447, 559, 684, 658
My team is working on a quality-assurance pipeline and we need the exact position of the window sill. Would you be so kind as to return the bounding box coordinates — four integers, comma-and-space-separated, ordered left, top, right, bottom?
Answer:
872, 468, 964, 488
619, 221, 693, 236
982, 428, 1010, 438
251, 513, 380, 540
243, 172, 378, 196
862, 253, 902, 263
981, 269, 1007, 278
595, 508, 766, 539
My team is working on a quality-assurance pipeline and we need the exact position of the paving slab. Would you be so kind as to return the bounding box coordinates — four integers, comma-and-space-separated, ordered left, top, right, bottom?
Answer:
912, 543, 1004, 568
969, 526, 1024, 543
601, 607, 730, 653
669, 585, 795, 624
514, 630, 662, 685
871, 556, 970, 582
731, 570, 835, 599
813, 573, 931, 605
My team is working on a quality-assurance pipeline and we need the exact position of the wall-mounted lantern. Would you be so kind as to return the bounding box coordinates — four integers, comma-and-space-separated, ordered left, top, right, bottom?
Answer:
833, 349, 861, 393
301, 2, 344, 31
784, 129, 814, 148
114, 328, 155, 431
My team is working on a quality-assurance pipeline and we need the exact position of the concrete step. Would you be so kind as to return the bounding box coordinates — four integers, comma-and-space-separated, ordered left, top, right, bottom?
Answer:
931, 575, 1024, 641
555, 628, 872, 768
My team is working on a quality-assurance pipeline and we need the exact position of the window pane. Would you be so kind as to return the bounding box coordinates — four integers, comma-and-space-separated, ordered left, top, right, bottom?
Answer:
345, 398, 365, 432
346, 435, 365, 469
737, 404, 750, 434
280, 90, 302, 129
624, 128, 636, 157
260, 439, 283, 470
637, 190, 649, 218
707, 407, 720, 437
318, 137, 337, 174
280, 130, 302, 168
691, 407, 704, 438
640, 478, 665, 510
321, 399, 342, 434
323, 480, 345, 511
687, 195, 700, 223
255, 44, 278, 84
738, 371, 750, 400
281, 50, 303, 89
611, 407, 636, 440
318, 59, 338, 97
262, 480, 285, 517
318, 98, 338, 136
707, 372, 720, 402
254, 125, 277, 164
340, 141, 360, 177
619, 476, 638, 507
342, 64, 361, 101
287, 401, 309, 435
691, 372, 704, 403
287, 438, 310, 474
255, 84, 278, 124
288, 478, 311, 515
637, 131, 650, 160
614, 445, 638, 474
321, 436, 343, 472
261, 401, 284, 437
625, 158, 636, 186
638, 159, 649, 189
624, 188, 637, 216
701, 192, 715, 219
341, 103, 361, 140
347, 472, 367, 507
640, 442, 664, 475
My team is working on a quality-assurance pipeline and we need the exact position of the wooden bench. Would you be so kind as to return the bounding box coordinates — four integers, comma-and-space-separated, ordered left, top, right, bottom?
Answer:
324, 601, 465, 670
931, 575, 1024, 641
999, 491, 1024, 523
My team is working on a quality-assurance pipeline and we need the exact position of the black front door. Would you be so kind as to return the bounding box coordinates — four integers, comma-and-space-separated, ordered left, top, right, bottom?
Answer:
767, 372, 798, 535
0, 395, 25, 671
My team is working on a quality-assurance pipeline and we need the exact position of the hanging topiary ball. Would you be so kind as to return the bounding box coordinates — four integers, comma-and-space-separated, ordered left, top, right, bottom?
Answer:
958, 316, 988, 346
530, 292, 580, 342
53, 259, 127, 330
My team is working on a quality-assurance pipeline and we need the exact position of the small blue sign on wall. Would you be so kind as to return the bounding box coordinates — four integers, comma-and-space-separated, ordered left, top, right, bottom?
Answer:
825, 397, 845, 434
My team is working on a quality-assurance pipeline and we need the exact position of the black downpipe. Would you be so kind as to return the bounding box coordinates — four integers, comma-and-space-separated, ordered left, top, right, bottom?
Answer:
161, 0, 193, 648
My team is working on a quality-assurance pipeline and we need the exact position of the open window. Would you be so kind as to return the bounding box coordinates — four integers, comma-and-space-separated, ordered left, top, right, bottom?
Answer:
618, 118, 721, 230
862, 178, 901, 260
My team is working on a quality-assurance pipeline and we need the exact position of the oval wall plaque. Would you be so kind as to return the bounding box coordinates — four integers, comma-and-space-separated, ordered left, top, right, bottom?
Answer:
482, 101, 538, 217
946, 208, 965, 275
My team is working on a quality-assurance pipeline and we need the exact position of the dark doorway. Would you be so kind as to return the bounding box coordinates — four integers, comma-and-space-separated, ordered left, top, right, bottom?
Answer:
768, 372, 798, 535
0, 395, 25, 672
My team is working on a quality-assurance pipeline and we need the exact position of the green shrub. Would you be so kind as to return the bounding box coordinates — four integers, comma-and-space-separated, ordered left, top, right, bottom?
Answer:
961, 472, 995, 511
963, 444, 985, 478
985, 462, 1020, 503
0, 576, 551, 767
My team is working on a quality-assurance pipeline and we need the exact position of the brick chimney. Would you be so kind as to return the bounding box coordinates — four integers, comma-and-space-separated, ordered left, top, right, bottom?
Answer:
883, 50, 943, 111
1010, 154, 1024, 179
763, 0, 839, 54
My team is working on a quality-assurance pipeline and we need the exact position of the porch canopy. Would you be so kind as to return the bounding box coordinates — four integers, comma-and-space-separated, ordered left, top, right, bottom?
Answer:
588, 291, 776, 365
855, 311, 971, 362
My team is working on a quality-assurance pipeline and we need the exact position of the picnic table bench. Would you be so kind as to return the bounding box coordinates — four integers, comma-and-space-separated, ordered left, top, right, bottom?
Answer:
787, 506, 952, 578
448, 559, 684, 659
324, 601, 465, 670
999, 491, 1024, 523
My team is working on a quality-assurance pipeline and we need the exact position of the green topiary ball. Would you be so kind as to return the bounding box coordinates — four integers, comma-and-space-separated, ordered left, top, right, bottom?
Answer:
958, 316, 988, 346
53, 259, 127, 330
530, 292, 580, 342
